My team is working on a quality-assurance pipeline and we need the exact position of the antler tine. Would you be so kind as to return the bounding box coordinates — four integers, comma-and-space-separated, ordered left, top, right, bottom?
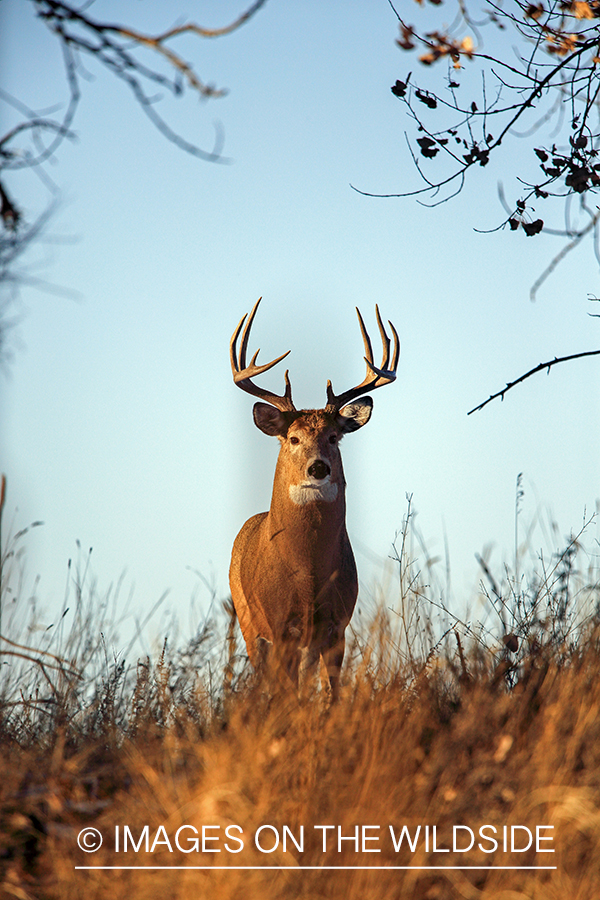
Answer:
326, 306, 400, 410
375, 304, 390, 369
236, 298, 262, 372
230, 298, 295, 412
374, 304, 401, 375
389, 319, 400, 373
356, 306, 374, 369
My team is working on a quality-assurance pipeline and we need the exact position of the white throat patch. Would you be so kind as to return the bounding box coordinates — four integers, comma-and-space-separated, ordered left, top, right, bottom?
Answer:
289, 481, 339, 506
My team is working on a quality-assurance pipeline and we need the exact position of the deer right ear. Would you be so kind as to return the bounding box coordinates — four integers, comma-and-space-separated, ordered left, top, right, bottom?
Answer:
337, 396, 373, 432
253, 402, 289, 436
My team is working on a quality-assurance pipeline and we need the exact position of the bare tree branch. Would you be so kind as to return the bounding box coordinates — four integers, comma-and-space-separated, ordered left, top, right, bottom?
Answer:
467, 349, 600, 414
373, 2, 600, 408
367, 1, 600, 279
0, 0, 268, 361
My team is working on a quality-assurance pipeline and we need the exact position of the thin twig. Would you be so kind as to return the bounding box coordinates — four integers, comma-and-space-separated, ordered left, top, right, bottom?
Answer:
468, 349, 600, 414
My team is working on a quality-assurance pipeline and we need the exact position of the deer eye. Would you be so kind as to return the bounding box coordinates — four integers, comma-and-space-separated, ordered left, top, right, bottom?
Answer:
328, 434, 338, 444
289, 435, 300, 445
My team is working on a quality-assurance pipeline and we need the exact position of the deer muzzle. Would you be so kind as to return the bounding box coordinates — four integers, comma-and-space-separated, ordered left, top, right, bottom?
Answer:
307, 459, 331, 480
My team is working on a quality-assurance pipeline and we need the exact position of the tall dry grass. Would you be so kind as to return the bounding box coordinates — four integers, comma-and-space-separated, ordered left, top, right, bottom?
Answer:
1, 500, 599, 899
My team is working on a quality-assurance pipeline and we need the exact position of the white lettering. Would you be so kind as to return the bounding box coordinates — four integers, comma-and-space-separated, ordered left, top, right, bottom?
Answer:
477, 825, 498, 853
362, 825, 380, 852
511, 826, 533, 852
202, 825, 221, 853
453, 826, 474, 853
225, 825, 244, 853
150, 825, 173, 853
255, 825, 279, 853
389, 825, 421, 852
175, 825, 199, 853
432, 826, 450, 853
123, 825, 149, 853
314, 825, 335, 852
338, 826, 359, 852
283, 825, 304, 853
536, 826, 554, 852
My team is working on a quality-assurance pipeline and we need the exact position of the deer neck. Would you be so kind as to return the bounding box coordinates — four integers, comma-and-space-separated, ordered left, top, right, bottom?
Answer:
266, 458, 348, 568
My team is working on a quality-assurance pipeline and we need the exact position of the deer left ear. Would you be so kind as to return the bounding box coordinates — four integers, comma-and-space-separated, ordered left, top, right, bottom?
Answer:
336, 396, 373, 433
253, 402, 290, 436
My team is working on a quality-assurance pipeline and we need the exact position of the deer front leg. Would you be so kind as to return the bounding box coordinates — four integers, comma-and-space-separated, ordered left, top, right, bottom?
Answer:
298, 644, 321, 699
321, 635, 346, 703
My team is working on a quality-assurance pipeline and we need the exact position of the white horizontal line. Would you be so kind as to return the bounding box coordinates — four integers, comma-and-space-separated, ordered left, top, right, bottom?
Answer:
75, 865, 558, 871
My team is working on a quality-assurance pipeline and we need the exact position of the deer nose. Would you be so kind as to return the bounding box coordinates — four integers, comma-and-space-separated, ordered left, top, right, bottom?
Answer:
308, 459, 330, 480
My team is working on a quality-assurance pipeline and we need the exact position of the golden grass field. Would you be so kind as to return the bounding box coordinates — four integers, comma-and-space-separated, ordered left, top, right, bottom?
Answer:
1, 509, 599, 899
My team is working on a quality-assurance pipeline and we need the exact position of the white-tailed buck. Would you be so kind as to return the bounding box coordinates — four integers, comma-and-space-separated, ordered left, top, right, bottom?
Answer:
229, 298, 399, 698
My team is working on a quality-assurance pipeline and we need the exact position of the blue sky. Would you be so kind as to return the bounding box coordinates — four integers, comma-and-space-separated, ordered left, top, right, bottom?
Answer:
2, 0, 599, 649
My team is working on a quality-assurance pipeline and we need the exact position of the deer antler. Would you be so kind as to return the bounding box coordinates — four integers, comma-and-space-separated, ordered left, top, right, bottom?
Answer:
326, 305, 399, 410
230, 297, 296, 412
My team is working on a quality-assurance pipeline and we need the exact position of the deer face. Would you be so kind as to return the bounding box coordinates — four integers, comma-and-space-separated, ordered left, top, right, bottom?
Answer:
252, 399, 373, 506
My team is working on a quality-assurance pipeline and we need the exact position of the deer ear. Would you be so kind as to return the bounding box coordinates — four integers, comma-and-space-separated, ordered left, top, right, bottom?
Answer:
253, 402, 289, 436
336, 396, 373, 433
